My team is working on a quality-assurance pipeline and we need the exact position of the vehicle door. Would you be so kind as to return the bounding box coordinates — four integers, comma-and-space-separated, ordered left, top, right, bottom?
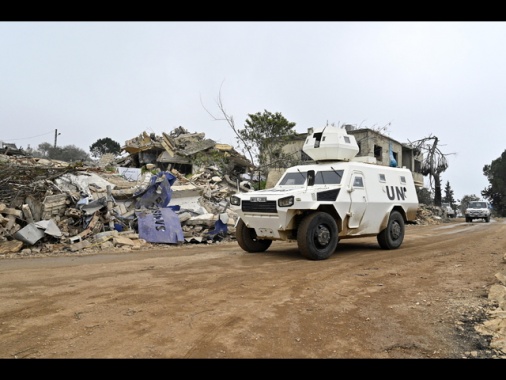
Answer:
348, 171, 367, 228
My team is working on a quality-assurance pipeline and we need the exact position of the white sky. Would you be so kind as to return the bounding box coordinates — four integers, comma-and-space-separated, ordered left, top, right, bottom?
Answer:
1, 21, 505, 201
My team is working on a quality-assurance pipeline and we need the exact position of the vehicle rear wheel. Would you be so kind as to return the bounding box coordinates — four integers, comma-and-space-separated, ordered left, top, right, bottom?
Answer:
236, 218, 272, 252
297, 212, 338, 260
377, 210, 405, 250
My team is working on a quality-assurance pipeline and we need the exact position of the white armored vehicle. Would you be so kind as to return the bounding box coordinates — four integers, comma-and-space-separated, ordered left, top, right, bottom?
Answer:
230, 125, 419, 260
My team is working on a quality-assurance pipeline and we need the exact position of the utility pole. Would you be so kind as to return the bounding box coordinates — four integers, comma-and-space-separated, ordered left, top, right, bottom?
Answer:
54, 129, 61, 148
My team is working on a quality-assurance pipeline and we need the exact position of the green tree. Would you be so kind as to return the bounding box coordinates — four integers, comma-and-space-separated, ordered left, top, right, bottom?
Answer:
443, 180, 457, 210
47, 145, 90, 162
482, 149, 506, 216
89, 137, 121, 158
37, 142, 52, 157
238, 110, 297, 179
416, 187, 433, 205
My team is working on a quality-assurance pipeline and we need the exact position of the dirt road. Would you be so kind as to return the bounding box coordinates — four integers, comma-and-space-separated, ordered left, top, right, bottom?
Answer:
1, 218, 505, 359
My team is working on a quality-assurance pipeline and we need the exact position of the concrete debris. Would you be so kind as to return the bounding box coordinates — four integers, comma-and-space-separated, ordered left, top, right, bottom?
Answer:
415, 204, 445, 225
0, 127, 257, 255
13, 223, 45, 245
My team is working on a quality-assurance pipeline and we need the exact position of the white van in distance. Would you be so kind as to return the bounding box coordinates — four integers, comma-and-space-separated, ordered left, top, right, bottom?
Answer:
465, 201, 491, 223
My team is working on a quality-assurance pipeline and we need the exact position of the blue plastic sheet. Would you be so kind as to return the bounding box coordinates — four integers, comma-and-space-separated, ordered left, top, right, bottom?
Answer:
136, 208, 184, 244
133, 171, 184, 244
134, 172, 177, 209
208, 219, 228, 237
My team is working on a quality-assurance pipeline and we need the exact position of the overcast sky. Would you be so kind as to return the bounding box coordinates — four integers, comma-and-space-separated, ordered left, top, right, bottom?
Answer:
1, 21, 505, 201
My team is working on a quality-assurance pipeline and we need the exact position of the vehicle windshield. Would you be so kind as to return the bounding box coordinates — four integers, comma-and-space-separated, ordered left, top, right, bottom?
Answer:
314, 170, 344, 184
279, 172, 307, 186
279, 170, 344, 186
469, 202, 487, 209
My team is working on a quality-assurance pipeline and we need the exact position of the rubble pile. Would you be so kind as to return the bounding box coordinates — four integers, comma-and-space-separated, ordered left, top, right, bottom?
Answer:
415, 204, 445, 225
0, 127, 260, 256
0, 125, 259, 257
0, 151, 254, 257
0, 155, 76, 206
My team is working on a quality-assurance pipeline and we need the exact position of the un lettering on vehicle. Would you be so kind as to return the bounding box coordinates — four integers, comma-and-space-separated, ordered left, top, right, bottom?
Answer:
386, 186, 406, 201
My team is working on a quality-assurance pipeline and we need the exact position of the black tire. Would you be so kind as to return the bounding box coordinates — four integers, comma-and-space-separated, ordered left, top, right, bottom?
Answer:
297, 212, 338, 260
236, 218, 272, 253
485, 217, 490, 223
377, 210, 405, 250
465, 217, 471, 223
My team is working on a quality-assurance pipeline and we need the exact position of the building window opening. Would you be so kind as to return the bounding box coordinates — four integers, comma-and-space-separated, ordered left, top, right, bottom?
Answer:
374, 145, 383, 161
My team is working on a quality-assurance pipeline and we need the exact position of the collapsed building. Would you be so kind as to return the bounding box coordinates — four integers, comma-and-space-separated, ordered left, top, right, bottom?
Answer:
0, 127, 255, 256
118, 126, 252, 176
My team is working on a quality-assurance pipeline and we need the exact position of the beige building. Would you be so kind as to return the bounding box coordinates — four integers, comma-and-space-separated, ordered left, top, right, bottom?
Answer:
266, 125, 424, 188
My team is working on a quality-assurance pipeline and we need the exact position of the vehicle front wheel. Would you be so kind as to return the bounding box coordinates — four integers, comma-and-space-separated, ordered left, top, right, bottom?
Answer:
377, 210, 405, 250
236, 219, 272, 252
297, 212, 338, 260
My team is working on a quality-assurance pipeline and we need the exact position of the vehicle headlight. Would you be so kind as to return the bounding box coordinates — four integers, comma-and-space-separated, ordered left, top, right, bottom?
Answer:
230, 196, 241, 206
278, 196, 294, 207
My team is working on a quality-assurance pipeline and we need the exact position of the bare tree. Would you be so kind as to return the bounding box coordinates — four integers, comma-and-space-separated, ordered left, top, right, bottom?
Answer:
201, 82, 256, 176
408, 135, 454, 206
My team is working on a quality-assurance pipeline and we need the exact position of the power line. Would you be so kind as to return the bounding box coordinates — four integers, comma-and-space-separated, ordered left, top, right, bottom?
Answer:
4, 130, 54, 141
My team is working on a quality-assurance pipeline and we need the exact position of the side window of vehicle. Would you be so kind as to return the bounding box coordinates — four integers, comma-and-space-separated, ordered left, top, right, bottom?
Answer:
353, 176, 364, 187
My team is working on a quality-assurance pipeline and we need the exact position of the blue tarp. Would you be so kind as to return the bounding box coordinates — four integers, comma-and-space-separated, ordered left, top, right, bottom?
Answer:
134, 171, 177, 209
208, 219, 228, 237
136, 208, 184, 244
134, 171, 184, 244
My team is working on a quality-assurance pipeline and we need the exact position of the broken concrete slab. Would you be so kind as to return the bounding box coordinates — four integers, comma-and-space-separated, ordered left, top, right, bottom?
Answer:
171, 188, 206, 215
13, 223, 46, 245
0, 239, 24, 254
69, 239, 92, 252
41, 194, 69, 220
112, 236, 136, 246
185, 213, 218, 228
35, 219, 63, 238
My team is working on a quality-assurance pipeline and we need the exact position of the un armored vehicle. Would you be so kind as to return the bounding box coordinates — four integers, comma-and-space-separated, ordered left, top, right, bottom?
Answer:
230, 125, 419, 260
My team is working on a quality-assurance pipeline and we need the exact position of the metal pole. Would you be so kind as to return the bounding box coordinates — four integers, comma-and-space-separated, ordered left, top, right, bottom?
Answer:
54, 129, 58, 148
